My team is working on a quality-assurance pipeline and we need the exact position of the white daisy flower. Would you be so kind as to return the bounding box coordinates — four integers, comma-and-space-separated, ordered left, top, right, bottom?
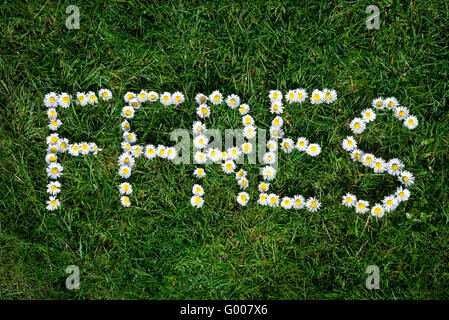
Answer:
295, 137, 309, 151
207, 148, 221, 163
196, 104, 210, 118
148, 91, 159, 102
267, 140, 278, 152
195, 93, 208, 105
79, 142, 90, 155
144, 144, 156, 159
243, 126, 256, 139
220, 150, 229, 161
270, 101, 284, 114
268, 90, 282, 102
323, 89, 337, 104
361, 108, 376, 122
87, 91, 98, 104
269, 125, 284, 140
47, 108, 58, 119
263, 152, 277, 165
99, 89, 112, 101
292, 195, 305, 210
193, 167, 206, 178
399, 170, 415, 187
285, 90, 297, 104
389, 158, 405, 175
342, 193, 357, 207
47, 144, 59, 154
120, 196, 131, 207
238, 103, 250, 115
194, 151, 207, 164
119, 182, 133, 195
190, 195, 204, 208
394, 106, 409, 120
192, 184, 204, 196
258, 182, 270, 193
46, 196, 61, 211
193, 134, 209, 149
121, 106, 135, 119
129, 98, 140, 109
296, 88, 308, 103
271, 116, 283, 127
227, 147, 242, 161
267, 193, 280, 207
209, 90, 223, 105
281, 197, 293, 209
222, 160, 236, 174
45, 153, 58, 165
46, 133, 60, 145
160, 92, 172, 106
261, 165, 276, 181
192, 121, 207, 135
305, 197, 321, 212
124, 92, 136, 103
371, 204, 385, 218
237, 192, 250, 206
59, 138, 69, 153
46, 181, 61, 195
350, 118, 366, 134
383, 195, 399, 212
258, 193, 269, 206
44, 92, 59, 108
131, 145, 142, 158
47, 163, 63, 179
355, 200, 369, 214
372, 97, 384, 110
342, 136, 357, 151
225, 94, 240, 109
89, 143, 101, 156
361, 153, 375, 167
404, 115, 418, 129
76, 92, 88, 106
310, 89, 324, 104
172, 91, 185, 105
235, 169, 247, 179
48, 119, 62, 131
123, 131, 137, 144
58, 93, 71, 108
156, 145, 167, 159
306, 143, 321, 157
121, 120, 131, 132
395, 187, 410, 202
68, 143, 80, 156
121, 141, 132, 152
373, 158, 387, 173
281, 138, 295, 153
237, 177, 249, 190
118, 152, 135, 168
118, 165, 132, 179
242, 115, 254, 126
350, 149, 363, 162
241, 142, 253, 154
385, 97, 399, 109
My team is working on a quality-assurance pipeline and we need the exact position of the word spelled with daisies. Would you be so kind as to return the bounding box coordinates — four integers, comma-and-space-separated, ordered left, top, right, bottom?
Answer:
44, 88, 417, 219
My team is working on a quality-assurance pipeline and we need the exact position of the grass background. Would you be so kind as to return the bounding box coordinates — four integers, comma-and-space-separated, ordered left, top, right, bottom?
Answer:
1, 0, 448, 299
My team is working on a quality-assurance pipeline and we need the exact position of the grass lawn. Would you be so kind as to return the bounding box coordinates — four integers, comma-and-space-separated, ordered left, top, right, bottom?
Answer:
1, 0, 448, 299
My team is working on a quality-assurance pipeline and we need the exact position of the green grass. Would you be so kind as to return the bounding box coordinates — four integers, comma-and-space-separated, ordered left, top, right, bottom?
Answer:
1, 0, 448, 299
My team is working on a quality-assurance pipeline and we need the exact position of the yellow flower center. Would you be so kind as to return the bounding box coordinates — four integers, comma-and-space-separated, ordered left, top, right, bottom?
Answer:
241, 195, 247, 202
289, 93, 294, 99
148, 148, 154, 154
376, 101, 382, 107
230, 99, 236, 105
49, 156, 56, 162
285, 200, 290, 205
196, 187, 201, 193
310, 146, 317, 152
201, 108, 207, 114
226, 164, 232, 170
366, 112, 371, 118
125, 109, 131, 116
354, 123, 360, 129
325, 93, 332, 99
299, 141, 304, 147
51, 200, 57, 206
50, 111, 56, 117
261, 195, 266, 201
90, 95, 96, 101
355, 153, 360, 159
346, 197, 352, 203
403, 176, 409, 182
200, 96, 206, 102
124, 158, 129, 163
295, 200, 301, 206
298, 93, 303, 98
274, 119, 279, 125
284, 143, 289, 149
103, 92, 109, 98
273, 105, 279, 110
123, 168, 128, 174
135, 148, 140, 153
128, 94, 134, 100
392, 164, 398, 170
270, 197, 276, 203
244, 145, 250, 151
366, 157, 372, 163
150, 95, 156, 100
358, 203, 364, 209
124, 197, 129, 204
266, 170, 272, 176
399, 192, 405, 197
214, 95, 220, 101
399, 111, 405, 117
376, 162, 382, 168
52, 168, 58, 174
388, 101, 394, 107
387, 200, 393, 206
261, 184, 267, 190
375, 207, 382, 214
311, 201, 317, 207
273, 93, 278, 99
348, 140, 353, 146
198, 169, 203, 175
51, 185, 57, 191
242, 180, 247, 186
408, 119, 414, 125
313, 94, 320, 101
124, 184, 129, 191
79, 96, 85, 101
52, 121, 58, 127
195, 197, 201, 204
175, 96, 181, 101
51, 137, 57, 143
140, 93, 146, 99
82, 144, 88, 150
49, 97, 55, 103
63, 97, 69, 103
73, 146, 78, 151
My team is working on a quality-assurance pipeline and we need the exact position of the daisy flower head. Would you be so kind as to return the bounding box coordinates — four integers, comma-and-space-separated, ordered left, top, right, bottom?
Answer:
121, 106, 135, 119
44, 92, 59, 108
385, 97, 399, 110
46, 181, 61, 195
296, 88, 308, 103
350, 148, 363, 162
235, 169, 247, 180
267, 193, 280, 207
209, 90, 223, 105
371, 203, 385, 218
404, 115, 418, 129
148, 91, 159, 102
119, 182, 133, 195
372, 97, 384, 110
47, 163, 63, 179
89, 143, 101, 156
310, 89, 324, 105
271, 116, 283, 127
242, 115, 254, 126
207, 148, 221, 163
241, 142, 253, 154
99, 88, 112, 101
47, 108, 58, 119
48, 119, 62, 131
222, 160, 236, 174
196, 104, 211, 118
383, 195, 399, 212
194, 151, 207, 164
226, 94, 240, 109
59, 138, 69, 153
129, 98, 140, 109
296, 137, 309, 152
46, 133, 60, 145
46, 196, 61, 211
227, 147, 242, 161
243, 125, 256, 139
172, 91, 185, 105
306, 197, 321, 212
342, 136, 357, 152
130, 145, 142, 158
395, 186, 410, 202
350, 118, 366, 134
220, 150, 229, 161
118, 165, 132, 179
361, 153, 375, 167
160, 92, 172, 106
120, 196, 131, 207
121, 119, 131, 132
195, 93, 208, 105
236, 192, 250, 206
399, 170, 415, 187
394, 106, 409, 120
238, 103, 250, 115
192, 184, 204, 196
258, 193, 269, 206
342, 193, 357, 207
373, 158, 387, 173
355, 200, 369, 214
270, 101, 284, 114
156, 145, 167, 159
76, 92, 88, 106
123, 131, 137, 144
45, 153, 58, 165
306, 143, 321, 157
286, 90, 297, 104
323, 89, 338, 104
267, 139, 278, 152
193, 167, 206, 178
47, 144, 59, 154
87, 91, 98, 104
361, 108, 376, 122
121, 141, 132, 152
263, 152, 277, 165
237, 177, 249, 190
281, 197, 293, 209
190, 195, 204, 208
118, 152, 135, 168
389, 158, 405, 175
261, 165, 276, 181
68, 143, 80, 156
269, 125, 284, 140
135, 90, 147, 103
292, 195, 305, 210
269, 90, 282, 102
166, 147, 177, 161
124, 92, 136, 103
258, 182, 270, 193
281, 138, 294, 153
192, 121, 207, 136
193, 134, 209, 150
58, 93, 71, 108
